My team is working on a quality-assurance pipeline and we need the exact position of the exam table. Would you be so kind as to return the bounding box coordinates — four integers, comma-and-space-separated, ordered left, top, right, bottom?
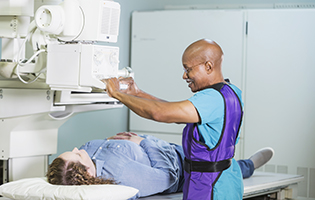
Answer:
140, 172, 304, 200
0, 172, 303, 200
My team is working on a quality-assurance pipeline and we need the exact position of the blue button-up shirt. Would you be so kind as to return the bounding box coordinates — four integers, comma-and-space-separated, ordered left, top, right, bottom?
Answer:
79, 135, 184, 199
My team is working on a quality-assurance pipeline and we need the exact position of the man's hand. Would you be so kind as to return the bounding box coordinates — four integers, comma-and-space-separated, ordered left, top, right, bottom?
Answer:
102, 77, 140, 98
118, 77, 140, 96
107, 132, 144, 145
102, 78, 120, 98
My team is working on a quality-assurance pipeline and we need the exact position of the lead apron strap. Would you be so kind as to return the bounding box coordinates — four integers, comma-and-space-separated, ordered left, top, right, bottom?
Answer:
183, 158, 232, 200
184, 157, 231, 173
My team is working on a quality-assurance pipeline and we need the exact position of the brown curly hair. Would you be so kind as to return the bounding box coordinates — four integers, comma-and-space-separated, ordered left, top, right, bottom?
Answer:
46, 157, 116, 185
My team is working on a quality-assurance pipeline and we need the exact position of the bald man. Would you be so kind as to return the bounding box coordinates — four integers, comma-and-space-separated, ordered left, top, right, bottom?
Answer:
104, 39, 244, 200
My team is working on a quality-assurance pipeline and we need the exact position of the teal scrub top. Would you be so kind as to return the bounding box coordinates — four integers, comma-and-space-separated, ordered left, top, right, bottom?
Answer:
188, 83, 244, 200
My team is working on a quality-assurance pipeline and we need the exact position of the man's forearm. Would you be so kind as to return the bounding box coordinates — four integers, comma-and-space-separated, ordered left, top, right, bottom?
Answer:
135, 90, 166, 102
114, 91, 163, 121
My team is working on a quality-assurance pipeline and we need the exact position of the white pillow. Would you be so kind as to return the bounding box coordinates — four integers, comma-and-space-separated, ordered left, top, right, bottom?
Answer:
0, 177, 139, 200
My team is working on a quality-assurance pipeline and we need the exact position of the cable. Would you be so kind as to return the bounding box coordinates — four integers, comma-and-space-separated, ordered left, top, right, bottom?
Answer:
15, 25, 48, 84
16, 25, 36, 65
16, 48, 47, 84
18, 49, 45, 66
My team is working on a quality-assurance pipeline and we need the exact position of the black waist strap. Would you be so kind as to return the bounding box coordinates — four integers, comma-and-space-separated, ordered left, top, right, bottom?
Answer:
184, 157, 232, 173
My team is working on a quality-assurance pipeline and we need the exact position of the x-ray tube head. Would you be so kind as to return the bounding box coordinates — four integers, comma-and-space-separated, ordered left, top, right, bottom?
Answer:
35, 0, 83, 40
34, 0, 121, 43
35, 6, 66, 35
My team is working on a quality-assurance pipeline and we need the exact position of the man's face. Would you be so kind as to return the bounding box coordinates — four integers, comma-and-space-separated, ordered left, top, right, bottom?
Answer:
182, 56, 209, 93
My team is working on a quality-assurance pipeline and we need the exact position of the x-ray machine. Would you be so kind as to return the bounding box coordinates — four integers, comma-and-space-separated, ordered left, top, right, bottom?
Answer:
0, 0, 131, 183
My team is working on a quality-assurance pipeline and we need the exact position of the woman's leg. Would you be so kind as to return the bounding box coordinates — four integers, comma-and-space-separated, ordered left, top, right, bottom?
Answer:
237, 159, 255, 179
238, 147, 274, 179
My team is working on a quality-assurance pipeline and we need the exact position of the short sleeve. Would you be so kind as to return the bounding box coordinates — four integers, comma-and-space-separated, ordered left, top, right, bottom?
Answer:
188, 88, 224, 125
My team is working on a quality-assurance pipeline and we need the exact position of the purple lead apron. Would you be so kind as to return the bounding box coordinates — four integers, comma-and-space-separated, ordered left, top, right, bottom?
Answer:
182, 82, 243, 200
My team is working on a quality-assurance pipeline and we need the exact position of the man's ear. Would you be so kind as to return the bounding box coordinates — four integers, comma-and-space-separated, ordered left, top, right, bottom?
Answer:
205, 61, 213, 74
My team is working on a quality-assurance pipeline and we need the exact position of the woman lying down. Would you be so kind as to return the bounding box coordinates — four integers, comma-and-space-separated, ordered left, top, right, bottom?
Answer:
47, 132, 273, 199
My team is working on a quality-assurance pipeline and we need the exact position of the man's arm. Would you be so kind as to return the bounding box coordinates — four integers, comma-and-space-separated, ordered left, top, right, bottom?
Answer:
118, 77, 165, 101
103, 78, 200, 124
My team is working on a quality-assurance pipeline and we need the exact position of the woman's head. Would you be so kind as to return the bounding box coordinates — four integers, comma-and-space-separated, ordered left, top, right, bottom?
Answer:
58, 147, 96, 177
47, 148, 115, 185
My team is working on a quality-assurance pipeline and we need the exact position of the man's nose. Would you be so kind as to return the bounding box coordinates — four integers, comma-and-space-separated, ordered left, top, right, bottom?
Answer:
182, 71, 188, 79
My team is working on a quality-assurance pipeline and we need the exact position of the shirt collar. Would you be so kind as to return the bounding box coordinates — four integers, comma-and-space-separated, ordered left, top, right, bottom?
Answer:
93, 159, 105, 177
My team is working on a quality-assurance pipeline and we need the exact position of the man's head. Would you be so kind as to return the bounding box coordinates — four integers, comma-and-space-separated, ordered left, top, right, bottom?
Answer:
182, 39, 224, 92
